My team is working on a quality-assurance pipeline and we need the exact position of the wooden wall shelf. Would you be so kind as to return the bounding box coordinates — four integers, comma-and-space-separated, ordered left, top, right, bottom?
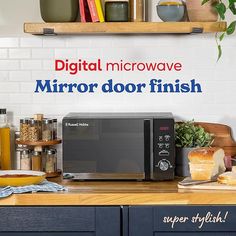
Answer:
24, 22, 227, 35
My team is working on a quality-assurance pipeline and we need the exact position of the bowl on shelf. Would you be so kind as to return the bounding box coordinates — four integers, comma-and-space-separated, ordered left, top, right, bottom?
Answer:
40, 0, 79, 22
156, 0, 186, 22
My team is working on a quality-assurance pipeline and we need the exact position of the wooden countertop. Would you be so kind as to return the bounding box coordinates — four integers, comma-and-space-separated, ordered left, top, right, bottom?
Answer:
1, 179, 236, 206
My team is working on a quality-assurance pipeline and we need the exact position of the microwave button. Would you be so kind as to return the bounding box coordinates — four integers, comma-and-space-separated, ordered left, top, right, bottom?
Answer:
158, 143, 164, 148
158, 150, 169, 156
159, 136, 163, 141
157, 159, 172, 171
165, 143, 170, 149
164, 135, 170, 141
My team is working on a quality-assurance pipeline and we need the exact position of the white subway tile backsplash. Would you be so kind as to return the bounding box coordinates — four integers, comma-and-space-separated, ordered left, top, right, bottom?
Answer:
0, 38, 19, 48
66, 37, 91, 48
55, 48, 77, 58
9, 93, 32, 104
20, 60, 42, 70
9, 49, 31, 59
0, 49, 8, 59
0, 82, 20, 93
9, 71, 31, 82
0, 94, 10, 103
32, 70, 55, 80
32, 48, 54, 59
43, 37, 65, 48
42, 60, 54, 70
20, 37, 43, 48
78, 48, 102, 59
32, 93, 56, 104
20, 82, 36, 93
0, 71, 9, 81
0, 60, 19, 70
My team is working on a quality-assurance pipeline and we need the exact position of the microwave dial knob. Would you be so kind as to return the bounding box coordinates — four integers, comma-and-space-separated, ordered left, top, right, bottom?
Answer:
158, 159, 171, 171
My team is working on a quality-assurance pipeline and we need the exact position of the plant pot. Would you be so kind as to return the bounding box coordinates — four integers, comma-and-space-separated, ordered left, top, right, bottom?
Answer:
40, 0, 79, 22
185, 0, 218, 22
175, 147, 193, 177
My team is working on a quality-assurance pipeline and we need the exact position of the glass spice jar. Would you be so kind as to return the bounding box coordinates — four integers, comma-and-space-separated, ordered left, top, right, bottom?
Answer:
52, 119, 57, 140
45, 149, 57, 173
28, 119, 39, 142
42, 119, 53, 141
32, 151, 42, 171
20, 118, 30, 141
20, 149, 31, 170
34, 114, 44, 140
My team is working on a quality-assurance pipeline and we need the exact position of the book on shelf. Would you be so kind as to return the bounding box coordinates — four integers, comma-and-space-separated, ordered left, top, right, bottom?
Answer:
87, 0, 100, 22
95, 0, 105, 22
79, 0, 92, 22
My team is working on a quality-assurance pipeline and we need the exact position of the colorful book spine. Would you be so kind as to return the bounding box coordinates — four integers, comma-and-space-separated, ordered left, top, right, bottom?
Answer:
87, 0, 100, 22
80, 0, 92, 22
95, 0, 105, 22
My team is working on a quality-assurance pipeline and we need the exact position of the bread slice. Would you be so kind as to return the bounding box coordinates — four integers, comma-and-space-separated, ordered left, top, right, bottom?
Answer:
218, 172, 236, 185
189, 163, 214, 181
188, 147, 225, 181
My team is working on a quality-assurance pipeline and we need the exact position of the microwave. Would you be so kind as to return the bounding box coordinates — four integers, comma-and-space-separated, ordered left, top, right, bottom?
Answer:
62, 113, 175, 181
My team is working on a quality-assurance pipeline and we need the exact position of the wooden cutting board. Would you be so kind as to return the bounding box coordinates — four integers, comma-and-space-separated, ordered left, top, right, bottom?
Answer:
178, 182, 236, 191
194, 122, 236, 156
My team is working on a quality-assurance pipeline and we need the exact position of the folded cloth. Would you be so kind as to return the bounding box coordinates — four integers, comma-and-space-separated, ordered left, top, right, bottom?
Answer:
0, 180, 67, 198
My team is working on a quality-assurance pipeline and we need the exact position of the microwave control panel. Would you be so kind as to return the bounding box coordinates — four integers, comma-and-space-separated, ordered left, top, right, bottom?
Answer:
153, 118, 175, 180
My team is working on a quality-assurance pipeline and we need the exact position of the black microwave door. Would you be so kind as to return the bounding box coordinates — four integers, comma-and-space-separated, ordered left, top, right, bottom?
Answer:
63, 119, 145, 179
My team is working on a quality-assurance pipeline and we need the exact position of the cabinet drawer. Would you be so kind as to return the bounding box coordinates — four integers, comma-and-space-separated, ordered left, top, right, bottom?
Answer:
0, 207, 120, 235
129, 206, 236, 236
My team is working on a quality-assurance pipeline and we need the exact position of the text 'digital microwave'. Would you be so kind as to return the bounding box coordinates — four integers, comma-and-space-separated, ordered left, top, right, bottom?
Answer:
62, 113, 175, 181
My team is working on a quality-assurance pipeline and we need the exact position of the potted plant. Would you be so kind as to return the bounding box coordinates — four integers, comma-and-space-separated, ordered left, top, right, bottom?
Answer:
186, 0, 218, 22
201, 0, 236, 60
175, 120, 214, 177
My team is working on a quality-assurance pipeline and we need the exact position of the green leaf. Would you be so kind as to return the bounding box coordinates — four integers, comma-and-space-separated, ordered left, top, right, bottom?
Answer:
217, 45, 222, 61
226, 21, 236, 35
202, 0, 210, 5
214, 3, 227, 20
229, 2, 236, 15
219, 33, 225, 41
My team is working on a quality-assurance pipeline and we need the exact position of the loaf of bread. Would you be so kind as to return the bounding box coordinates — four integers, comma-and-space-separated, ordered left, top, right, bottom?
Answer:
218, 172, 236, 185
188, 147, 225, 181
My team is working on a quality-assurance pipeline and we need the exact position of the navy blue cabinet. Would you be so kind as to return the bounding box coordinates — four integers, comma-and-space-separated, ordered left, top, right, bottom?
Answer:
0, 207, 120, 236
1, 206, 236, 235
129, 206, 236, 236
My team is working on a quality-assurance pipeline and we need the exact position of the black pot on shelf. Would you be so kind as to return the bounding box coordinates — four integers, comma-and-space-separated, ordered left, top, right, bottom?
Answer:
40, 0, 79, 22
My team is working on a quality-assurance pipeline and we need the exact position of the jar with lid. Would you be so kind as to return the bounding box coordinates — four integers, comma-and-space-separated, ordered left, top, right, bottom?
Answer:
32, 151, 42, 171
45, 149, 57, 173
42, 119, 53, 141
34, 114, 44, 140
20, 118, 30, 141
28, 119, 39, 142
52, 119, 57, 140
20, 149, 31, 170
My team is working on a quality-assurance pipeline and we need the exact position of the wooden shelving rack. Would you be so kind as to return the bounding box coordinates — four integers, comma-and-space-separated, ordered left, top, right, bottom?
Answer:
24, 22, 227, 35
16, 139, 62, 178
